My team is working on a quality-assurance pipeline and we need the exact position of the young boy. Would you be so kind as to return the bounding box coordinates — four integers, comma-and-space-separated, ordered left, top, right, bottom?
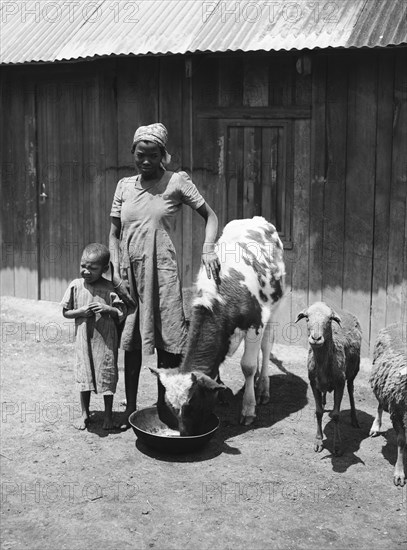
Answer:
62, 243, 126, 430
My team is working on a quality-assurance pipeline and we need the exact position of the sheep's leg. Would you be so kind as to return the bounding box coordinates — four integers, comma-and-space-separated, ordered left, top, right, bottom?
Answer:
347, 378, 360, 428
310, 381, 324, 452
369, 404, 383, 436
391, 413, 406, 487
332, 383, 345, 456
240, 328, 262, 425
322, 392, 327, 409
256, 322, 272, 405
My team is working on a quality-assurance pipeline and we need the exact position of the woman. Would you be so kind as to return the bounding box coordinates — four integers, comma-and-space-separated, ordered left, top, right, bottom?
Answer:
109, 123, 220, 428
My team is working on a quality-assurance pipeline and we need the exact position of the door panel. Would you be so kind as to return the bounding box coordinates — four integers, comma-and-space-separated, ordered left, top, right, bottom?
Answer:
224, 120, 293, 246
36, 78, 99, 301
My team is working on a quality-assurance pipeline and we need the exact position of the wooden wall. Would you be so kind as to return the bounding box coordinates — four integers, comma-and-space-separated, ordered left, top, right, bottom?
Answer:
1, 47, 406, 354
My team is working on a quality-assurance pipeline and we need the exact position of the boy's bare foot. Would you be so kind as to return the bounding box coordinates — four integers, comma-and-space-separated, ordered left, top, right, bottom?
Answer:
74, 415, 89, 430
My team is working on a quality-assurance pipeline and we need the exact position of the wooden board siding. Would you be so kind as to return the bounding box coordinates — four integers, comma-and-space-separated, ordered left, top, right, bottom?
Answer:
370, 53, 394, 343
1, 49, 406, 353
322, 55, 348, 313
290, 119, 311, 348
308, 55, 327, 307
1, 76, 38, 298
343, 55, 378, 355
387, 50, 407, 327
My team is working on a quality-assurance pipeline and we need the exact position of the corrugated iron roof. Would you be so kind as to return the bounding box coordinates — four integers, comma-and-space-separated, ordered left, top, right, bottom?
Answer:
1, 0, 406, 64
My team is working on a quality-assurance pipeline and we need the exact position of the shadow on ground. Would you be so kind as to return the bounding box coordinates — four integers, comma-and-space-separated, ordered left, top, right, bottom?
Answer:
320, 409, 375, 472
377, 428, 401, 469
134, 368, 308, 463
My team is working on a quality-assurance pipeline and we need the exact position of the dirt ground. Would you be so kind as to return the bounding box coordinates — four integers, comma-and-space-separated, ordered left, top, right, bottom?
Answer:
1, 295, 406, 550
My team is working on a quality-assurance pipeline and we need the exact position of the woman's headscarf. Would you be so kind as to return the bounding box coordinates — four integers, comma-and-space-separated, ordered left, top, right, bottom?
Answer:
131, 123, 171, 165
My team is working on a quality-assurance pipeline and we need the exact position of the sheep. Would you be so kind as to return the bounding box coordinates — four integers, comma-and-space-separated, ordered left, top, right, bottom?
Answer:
295, 302, 361, 456
369, 323, 407, 487
150, 216, 285, 435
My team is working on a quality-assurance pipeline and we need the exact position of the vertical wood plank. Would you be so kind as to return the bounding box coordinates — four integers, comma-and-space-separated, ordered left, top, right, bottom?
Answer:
260, 127, 273, 223
159, 57, 184, 274
181, 58, 193, 290
0, 75, 39, 299
289, 119, 311, 348
1, 71, 16, 296
218, 56, 243, 107
308, 55, 327, 306
243, 127, 256, 218
370, 52, 394, 346
343, 53, 378, 356
22, 80, 39, 299
116, 58, 159, 182
225, 126, 239, 222
386, 50, 407, 327
99, 61, 119, 256
322, 54, 348, 313
192, 57, 220, 282
243, 56, 269, 107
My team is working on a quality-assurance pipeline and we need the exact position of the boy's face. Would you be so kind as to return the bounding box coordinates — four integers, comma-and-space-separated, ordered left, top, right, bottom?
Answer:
80, 253, 107, 284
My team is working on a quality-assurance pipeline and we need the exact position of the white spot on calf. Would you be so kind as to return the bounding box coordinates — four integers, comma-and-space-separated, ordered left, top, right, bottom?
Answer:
161, 372, 193, 411
227, 328, 245, 356
193, 268, 225, 309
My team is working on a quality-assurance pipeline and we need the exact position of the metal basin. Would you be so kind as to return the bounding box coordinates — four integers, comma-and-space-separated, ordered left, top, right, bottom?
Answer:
129, 407, 219, 454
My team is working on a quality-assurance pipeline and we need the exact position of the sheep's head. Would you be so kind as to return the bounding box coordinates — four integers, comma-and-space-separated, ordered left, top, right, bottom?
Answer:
295, 302, 341, 348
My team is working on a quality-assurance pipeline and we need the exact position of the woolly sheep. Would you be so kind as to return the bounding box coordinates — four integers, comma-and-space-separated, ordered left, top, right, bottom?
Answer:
369, 323, 407, 487
295, 301, 361, 456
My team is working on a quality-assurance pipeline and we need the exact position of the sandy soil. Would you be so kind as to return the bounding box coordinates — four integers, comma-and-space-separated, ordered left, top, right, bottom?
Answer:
1, 296, 406, 550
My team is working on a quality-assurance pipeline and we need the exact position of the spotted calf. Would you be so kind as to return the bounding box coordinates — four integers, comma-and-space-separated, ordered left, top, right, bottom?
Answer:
150, 216, 285, 435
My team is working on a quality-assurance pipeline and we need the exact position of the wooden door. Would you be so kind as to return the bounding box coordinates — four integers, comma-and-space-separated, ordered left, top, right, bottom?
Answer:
35, 76, 102, 301
222, 120, 294, 247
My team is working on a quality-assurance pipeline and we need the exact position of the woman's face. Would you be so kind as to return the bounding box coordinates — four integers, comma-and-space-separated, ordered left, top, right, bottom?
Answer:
134, 141, 163, 179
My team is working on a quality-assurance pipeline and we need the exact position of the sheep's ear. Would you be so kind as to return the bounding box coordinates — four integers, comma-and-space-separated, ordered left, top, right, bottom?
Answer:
295, 310, 308, 323
331, 311, 342, 326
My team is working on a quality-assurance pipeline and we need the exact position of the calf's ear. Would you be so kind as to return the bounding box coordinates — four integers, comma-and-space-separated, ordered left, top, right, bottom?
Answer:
192, 372, 225, 392
149, 365, 179, 377
149, 366, 162, 377
295, 310, 308, 323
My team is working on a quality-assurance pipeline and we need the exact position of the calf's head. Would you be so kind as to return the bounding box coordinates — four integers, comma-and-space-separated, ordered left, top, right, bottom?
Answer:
295, 302, 341, 348
150, 367, 225, 435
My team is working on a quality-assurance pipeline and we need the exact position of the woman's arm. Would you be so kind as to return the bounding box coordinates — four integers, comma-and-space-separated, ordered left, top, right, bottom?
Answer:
108, 217, 136, 307
195, 202, 221, 281
109, 217, 122, 285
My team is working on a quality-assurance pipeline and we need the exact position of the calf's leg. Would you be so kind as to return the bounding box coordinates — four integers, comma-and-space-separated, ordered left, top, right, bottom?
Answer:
240, 328, 262, 425
256, 322, 272, 405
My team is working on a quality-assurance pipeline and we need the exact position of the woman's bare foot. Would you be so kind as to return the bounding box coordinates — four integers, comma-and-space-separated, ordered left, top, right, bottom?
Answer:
74, 414, 89, 430
103, 414, 120, 430
120, 407, 136, 430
